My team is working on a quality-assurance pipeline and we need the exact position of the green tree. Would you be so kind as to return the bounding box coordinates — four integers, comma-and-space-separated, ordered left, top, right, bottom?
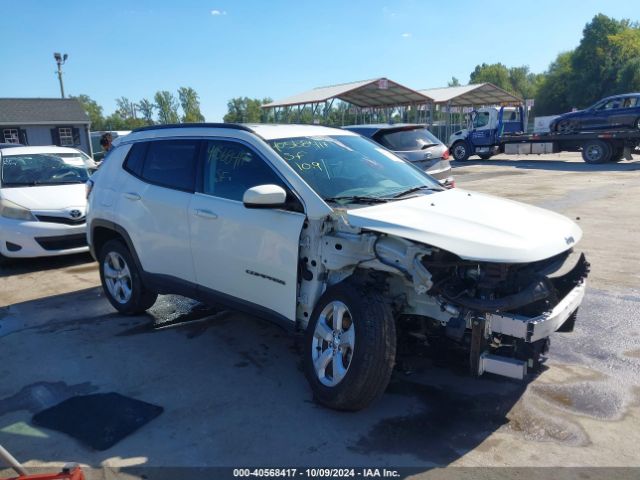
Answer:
567, 14, 630, 106
534, 52, 574, 114
535, 14, 640, 114
154, 91, 180, 124
137, 98, 155, 124
112, 97, 147, 129
71, 94, 104, 130
223, 97, 272, 123
178, 87, 205, 123
469, 63, 511, 91
115, 97, 136, 120
468, 63, 540, 101
508, 66, 543, 100
447, 77, 461, 87
103, 113, 127, 130
608, 26, 640, 93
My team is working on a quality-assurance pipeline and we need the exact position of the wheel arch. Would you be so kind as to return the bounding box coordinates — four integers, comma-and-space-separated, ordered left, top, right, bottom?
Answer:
89, 219, 144, 273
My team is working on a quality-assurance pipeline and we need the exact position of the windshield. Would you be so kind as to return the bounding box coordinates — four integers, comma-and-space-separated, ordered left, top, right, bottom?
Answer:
377, 127, 442, 151
1, 153, 89, 187
267, 135, 442, 202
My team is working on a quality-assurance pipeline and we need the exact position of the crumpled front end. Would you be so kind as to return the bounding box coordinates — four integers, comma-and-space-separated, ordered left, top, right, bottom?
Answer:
421, 249, 590, 378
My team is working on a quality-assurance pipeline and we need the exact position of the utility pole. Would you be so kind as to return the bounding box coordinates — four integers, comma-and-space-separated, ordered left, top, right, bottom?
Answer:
53, 52, 68, 98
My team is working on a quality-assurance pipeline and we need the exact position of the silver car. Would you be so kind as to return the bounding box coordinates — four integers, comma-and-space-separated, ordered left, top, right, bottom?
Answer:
342, 124, 454, 187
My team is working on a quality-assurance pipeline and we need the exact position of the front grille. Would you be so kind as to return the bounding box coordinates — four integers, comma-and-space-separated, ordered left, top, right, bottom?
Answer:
36, 215, 85, 226
35, 234, 87, 251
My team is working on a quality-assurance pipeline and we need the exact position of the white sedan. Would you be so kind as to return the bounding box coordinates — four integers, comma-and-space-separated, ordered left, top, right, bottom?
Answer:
0, 146, 92, 262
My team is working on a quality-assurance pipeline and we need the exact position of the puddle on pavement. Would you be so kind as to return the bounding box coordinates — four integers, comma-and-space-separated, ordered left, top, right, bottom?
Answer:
349, 377, 522, 463
0, 381, 99, 417
116, 295, 232, 338
530, 382, 626, 420
506, 397, 590, 446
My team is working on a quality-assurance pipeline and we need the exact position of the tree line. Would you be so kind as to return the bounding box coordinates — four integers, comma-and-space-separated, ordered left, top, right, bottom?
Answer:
466, 14, 640, 115
72, 87, 205, 131
224, 14, 640, 122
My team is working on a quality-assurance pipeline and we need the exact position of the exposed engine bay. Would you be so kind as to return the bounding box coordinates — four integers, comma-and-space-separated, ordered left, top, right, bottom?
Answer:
297, 211, 590, 379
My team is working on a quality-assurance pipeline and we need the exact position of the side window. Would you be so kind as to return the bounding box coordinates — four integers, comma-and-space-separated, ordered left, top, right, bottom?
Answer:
203, 140, 284, 201
123, 142, 148, 177
473, 112, 490, 128
601, 99, 622, 110
141, 139, 199, 192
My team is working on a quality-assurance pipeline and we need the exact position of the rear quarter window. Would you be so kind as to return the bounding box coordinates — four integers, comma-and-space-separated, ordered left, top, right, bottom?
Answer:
123, 142, 148, 177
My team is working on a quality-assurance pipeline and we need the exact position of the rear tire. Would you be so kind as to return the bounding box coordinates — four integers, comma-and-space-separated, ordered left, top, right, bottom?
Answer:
556, 120, 576, 134
610, 147, 624, 163
451, 141, 470, 161
98, 239, 157, 314
581, 140, 612, 164
303, 282, 396, 411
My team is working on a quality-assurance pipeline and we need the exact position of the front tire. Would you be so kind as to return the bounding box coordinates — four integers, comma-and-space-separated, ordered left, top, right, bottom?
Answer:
451, 141, 470, 161
98, 239, 157, 314
304, 282, 396, 411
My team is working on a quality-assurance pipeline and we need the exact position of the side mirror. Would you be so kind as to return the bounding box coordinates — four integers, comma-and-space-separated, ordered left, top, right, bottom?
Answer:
243, 184, 287, 209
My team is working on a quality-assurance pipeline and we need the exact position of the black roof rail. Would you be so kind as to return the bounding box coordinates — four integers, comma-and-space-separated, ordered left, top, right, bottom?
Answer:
131, 123, 254, 133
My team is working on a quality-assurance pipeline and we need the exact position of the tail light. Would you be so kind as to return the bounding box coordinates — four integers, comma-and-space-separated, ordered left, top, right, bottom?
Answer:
442, 149, 450, 160
85, 179, 94, 199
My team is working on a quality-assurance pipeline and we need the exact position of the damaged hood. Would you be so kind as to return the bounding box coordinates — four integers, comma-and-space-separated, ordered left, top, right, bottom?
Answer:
346, 188, 582, 263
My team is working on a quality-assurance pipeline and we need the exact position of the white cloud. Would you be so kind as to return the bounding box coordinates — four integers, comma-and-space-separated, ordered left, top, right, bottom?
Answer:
401, 32, 411, 38
210, 9, 227, 15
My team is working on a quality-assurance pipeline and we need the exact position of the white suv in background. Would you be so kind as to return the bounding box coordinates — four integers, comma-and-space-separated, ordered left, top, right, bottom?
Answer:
87, 123, 589, 411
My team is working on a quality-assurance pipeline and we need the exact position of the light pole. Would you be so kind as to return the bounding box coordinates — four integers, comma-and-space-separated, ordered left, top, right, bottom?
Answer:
53, 52, 68, 98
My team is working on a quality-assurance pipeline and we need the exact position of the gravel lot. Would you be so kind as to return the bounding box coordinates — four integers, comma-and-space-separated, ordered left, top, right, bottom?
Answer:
1, 152, 639, 477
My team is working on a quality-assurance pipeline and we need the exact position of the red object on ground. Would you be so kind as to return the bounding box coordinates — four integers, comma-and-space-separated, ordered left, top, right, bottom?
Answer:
1, 466, 85, 480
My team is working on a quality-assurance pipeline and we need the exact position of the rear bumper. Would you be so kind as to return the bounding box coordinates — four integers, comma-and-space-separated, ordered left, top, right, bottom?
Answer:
411, 159, 453, 185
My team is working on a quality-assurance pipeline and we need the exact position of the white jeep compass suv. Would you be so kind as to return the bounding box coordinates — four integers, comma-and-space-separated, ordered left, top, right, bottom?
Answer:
87, 123, 589, 411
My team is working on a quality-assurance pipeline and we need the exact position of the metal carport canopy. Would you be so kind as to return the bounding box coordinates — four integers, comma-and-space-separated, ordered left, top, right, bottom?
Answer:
418, 83, 522, 106
262, 78, 433, 109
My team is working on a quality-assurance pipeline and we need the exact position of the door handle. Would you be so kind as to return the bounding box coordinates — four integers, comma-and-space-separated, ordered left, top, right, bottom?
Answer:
124, 192, 141, 201
194, 209, 218, 220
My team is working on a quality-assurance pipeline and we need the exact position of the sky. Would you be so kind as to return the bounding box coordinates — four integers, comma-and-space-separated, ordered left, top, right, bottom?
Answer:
2, 0, 638, 122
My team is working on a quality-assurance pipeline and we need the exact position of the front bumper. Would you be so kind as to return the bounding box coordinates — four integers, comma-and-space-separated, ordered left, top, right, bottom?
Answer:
486, 280, 586, 342
0, 218, 88, 258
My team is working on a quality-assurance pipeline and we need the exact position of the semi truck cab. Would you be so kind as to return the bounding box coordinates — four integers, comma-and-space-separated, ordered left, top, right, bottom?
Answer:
449, 106, 524, 161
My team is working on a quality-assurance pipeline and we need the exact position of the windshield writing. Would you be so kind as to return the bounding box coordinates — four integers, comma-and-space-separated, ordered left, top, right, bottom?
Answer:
267, 135, 441, 201
1, 154, 89, 186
